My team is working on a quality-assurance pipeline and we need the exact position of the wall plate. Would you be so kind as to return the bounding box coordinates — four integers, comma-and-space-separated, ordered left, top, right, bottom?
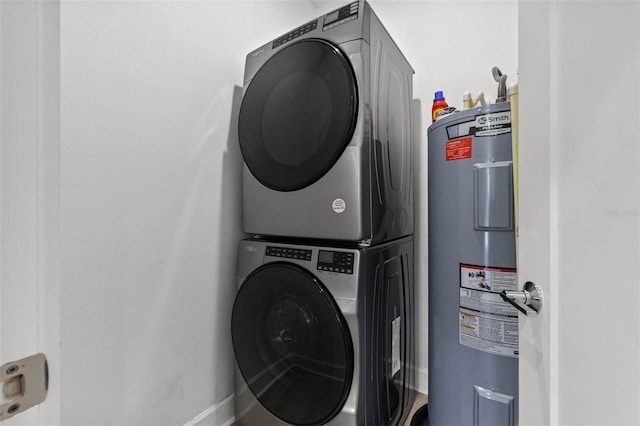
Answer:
1, 353, 48, 422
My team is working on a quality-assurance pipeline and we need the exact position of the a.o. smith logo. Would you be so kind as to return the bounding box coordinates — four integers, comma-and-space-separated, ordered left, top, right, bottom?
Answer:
476, 112, 511, 127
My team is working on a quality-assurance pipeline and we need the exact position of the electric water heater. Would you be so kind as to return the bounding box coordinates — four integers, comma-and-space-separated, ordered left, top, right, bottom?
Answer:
427, 103, 518, 426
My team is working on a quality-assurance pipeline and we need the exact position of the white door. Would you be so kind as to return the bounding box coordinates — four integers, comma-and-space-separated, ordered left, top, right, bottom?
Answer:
518, 1, 640, 425
0, 1, 60, 424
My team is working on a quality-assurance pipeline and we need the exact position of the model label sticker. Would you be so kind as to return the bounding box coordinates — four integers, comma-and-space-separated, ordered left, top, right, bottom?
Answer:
445, 137, 473, 161
332, 198, 346, 214
391, 316, 401, 377
459, 263, 519, 358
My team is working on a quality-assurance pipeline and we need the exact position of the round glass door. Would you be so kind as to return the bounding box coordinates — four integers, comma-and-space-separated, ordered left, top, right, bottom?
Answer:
231, 262, 354, 426
238, 39, 358, 192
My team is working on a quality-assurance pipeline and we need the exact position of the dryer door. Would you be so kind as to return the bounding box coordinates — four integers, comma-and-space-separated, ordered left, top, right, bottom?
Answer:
231, 262, 354, 426
238, 39, 358, 192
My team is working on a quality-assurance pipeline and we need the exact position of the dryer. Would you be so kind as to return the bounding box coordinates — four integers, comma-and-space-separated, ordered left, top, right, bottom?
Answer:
231, 236, 415, 426
238, 1, 414, 246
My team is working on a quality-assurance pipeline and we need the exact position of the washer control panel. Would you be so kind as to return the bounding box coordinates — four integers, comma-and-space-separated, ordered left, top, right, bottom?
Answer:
266, 246, 312, 261
323, 1, 359, 31
317, 250, 354, 274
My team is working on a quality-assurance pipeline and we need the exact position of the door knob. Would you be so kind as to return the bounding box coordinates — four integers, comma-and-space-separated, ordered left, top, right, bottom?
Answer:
500, 281, 543, 316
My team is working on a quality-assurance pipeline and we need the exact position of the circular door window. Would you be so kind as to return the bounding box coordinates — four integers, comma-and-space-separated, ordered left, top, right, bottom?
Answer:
238, 39, 358, 192
231, 262, 354, 425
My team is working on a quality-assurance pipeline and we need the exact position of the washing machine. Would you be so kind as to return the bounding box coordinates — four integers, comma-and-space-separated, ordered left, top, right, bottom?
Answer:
238, 0, 414, 246
231, 236, 415, 426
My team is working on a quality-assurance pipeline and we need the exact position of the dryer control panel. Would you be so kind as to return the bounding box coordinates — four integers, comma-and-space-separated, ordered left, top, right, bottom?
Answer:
317, 250, 354, 274
272, 20, 318, 49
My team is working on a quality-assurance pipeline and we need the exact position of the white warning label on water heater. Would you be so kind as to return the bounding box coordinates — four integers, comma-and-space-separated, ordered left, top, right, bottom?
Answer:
459, 263, 519, 358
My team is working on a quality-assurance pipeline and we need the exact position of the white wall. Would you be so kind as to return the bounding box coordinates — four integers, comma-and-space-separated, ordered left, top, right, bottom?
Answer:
60, 2, 316, 425
59, 1, 517, 424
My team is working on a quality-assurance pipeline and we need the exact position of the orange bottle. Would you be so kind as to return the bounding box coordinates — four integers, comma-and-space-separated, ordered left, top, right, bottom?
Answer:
431, 91, 448, 122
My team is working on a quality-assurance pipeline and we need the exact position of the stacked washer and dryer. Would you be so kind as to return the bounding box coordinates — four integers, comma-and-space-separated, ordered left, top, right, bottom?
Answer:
231, 2, 415, 425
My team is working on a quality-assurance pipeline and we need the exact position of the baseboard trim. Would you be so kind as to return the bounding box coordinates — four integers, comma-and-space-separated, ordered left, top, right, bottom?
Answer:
414, 365, 428, 395
182, 394, 234, 426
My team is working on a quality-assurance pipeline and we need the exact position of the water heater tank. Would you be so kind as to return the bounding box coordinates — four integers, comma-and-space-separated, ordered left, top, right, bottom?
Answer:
427, 103, 518, 426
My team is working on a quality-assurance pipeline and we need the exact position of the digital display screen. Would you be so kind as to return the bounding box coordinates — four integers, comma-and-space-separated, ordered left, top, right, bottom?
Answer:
325, 10, 340, 24
318, 251, 334, 264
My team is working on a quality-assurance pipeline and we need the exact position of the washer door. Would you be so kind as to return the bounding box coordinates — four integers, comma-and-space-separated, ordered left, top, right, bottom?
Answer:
238, 39, 358, 192
231, 262, 354, 426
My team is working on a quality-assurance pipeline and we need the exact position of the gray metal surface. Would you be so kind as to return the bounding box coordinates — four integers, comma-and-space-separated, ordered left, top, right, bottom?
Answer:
241, 0, 414, 246
233, 236, 415, 426
427, 104, 518, 426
